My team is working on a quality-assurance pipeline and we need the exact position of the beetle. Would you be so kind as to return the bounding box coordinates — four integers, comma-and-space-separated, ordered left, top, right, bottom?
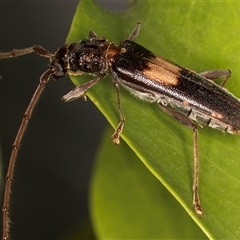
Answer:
1, 22, 237, 239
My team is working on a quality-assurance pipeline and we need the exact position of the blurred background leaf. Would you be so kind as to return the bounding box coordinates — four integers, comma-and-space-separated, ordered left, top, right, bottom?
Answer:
91, 127, 207, 239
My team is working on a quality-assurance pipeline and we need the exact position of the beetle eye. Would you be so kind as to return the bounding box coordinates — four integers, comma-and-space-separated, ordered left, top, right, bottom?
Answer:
51, 61, 65, 78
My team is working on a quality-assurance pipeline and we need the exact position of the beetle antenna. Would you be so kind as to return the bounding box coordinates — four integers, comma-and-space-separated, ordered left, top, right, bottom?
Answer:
2, 67, 53, 240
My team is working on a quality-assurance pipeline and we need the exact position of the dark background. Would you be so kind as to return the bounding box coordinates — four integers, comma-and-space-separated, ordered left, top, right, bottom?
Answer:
0, 1, 128, 239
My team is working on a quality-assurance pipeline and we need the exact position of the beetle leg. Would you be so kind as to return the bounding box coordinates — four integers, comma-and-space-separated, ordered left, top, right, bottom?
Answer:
199, 69, 231, 87
128, 23, 141, 41
158, 103, 205, 216
62, 75, 104, 102
111, 80, 125, 145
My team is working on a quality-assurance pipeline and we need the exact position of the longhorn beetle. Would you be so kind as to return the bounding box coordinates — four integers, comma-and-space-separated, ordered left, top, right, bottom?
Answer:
1, 22, 238, 239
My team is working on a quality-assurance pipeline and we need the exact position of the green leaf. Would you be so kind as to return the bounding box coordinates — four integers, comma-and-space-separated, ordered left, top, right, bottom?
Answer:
91, 127, 207, 239
67, 1, 240, 239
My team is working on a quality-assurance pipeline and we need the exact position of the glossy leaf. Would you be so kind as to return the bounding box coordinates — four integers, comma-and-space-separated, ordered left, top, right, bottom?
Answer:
67, 1, 240, 238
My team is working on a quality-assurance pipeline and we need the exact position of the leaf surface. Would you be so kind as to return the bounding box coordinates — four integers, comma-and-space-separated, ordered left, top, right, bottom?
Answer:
67, 1, 240, 238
